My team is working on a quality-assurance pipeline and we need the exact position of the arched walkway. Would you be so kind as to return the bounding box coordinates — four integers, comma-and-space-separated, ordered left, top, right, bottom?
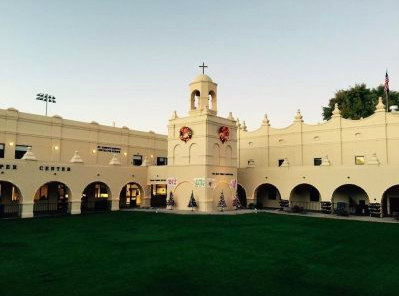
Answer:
119, 182, 144, 209
34, 182, 71, 216
290, 184, 321, 211
0, 181, 22, 218
255, 183, 281, 209
237, 184, 247, 208
382, 185, 399, 216
332, 184, 369, 216
81, 182, 111, 213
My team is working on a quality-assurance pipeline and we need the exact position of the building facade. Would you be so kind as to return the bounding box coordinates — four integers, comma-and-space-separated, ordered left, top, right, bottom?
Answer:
1, 73, 399, 218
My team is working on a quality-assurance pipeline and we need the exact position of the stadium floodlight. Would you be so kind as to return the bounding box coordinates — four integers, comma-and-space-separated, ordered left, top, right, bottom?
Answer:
36, 93, 56, 116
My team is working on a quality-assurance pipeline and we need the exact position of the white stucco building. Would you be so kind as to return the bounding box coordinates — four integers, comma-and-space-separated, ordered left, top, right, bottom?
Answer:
1, 73, 399, 218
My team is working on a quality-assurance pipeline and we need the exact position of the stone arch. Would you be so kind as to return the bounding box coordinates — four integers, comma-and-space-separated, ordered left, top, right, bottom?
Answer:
0, 180, 22, 218
33, 181, 71, 216
173, 144, 183, 165
237, 183, 247, 207
289, 183, 321, 211
209, 90, 217, 111
213, 143, 220, 165
189, 143, 200, 165
254, 183, 282, 209
225, 145, 232, 166
81, 181, 112, 213
213, 181, 233, 211
331, 184, 369, 215
191, 90, 200, 110
173, 181, 195, 210
381, 185, 399, 216
119, 182, 145, 209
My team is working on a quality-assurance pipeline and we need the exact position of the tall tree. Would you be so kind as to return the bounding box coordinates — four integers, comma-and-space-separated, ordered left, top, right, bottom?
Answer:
322, 84, 399, 121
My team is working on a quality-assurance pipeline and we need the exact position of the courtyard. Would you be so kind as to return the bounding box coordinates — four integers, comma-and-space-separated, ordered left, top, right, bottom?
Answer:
0, 211, 398, 296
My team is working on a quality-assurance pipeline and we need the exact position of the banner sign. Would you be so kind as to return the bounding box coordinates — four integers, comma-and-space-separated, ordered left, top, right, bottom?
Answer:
167, 178, 177, 187
229, 179, 237, 189
194, 178, 205, 188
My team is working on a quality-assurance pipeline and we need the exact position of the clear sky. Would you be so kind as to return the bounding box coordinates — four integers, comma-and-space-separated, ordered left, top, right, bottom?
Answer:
1, 0, 398, 133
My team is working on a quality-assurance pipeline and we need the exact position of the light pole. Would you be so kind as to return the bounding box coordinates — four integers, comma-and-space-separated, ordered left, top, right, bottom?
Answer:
36, 93, 56, 116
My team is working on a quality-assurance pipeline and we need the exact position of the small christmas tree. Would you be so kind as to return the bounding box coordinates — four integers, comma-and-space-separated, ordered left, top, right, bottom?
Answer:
167, 191, 175, 209
218, 191, 227, 212
232, 191, 242, 210
187, 191, 197, 211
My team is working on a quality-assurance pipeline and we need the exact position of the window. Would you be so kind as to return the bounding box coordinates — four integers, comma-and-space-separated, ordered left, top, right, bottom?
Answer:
313, 158, 322, 166
157, 157, 167, 166
278, 159, 284, 167
15, 145, 29, 159
132, 155, 142, 166
355, 156, 365, 165
0, 143, 4, 158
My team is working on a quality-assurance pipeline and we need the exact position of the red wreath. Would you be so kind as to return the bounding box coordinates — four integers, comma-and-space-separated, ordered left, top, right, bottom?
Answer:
219, 126, 230, 143
179, 126, 193, 142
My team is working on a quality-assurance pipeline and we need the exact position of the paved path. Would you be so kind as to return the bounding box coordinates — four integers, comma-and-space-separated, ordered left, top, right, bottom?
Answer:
122, 208, 399, 223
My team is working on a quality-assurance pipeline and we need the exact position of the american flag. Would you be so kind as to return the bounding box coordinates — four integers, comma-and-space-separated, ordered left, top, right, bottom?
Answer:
384, 70, 389, 93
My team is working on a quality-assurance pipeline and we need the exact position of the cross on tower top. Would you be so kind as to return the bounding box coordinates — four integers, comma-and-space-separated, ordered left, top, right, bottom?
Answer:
199, 62, 208, 74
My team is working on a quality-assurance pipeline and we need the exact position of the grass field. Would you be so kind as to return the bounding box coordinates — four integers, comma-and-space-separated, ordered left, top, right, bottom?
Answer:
0, 211, 398, 296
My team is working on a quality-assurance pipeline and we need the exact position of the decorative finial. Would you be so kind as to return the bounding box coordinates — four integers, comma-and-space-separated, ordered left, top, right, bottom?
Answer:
262, 114, 270, 126
367, 153, 380, 165
22, 147, 37, 161
141, 156, 149, 167
332, 103, 341, 117
70, 151, 83, 163
236, 118, 241, 128
170, 110, 178, 120
375, 97, 385, 112
242, 121, 247, 131
294, 109, 303, 122
321, 155, 331, 166
109, 153, 121, 166
280, 158, 289, 167
227, 112, 234, 120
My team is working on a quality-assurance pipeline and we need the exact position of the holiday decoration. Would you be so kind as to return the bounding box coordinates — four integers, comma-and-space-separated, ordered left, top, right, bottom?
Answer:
232, 191, 242, 210
167, 191, 175, 209
179, 126, 193, 142
217, 191, 227, 212
219, 126, 230, 144
187, 191, 197, 211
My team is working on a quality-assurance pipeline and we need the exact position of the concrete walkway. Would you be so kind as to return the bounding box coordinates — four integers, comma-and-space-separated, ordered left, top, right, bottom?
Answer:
121, 207, 399, 224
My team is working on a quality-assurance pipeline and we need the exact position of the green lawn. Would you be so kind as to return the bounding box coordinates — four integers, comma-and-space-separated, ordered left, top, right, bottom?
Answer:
0, 211, 398, 296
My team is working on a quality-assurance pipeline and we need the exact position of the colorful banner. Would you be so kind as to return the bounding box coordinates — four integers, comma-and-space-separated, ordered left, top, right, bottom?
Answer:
194, 178, 205, 188
167, 178, 177, 187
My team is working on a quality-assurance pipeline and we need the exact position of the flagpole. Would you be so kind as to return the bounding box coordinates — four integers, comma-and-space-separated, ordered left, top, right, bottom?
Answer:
385, 69, 389, 112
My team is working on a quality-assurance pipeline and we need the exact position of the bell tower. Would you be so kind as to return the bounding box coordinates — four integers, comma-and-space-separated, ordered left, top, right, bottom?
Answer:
167, 65, 237, 212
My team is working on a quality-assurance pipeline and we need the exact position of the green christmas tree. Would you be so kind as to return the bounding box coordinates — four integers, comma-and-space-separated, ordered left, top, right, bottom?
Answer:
167, 191, 175, 209
187, 191, 197, 211
232, 191, 242, 210
218, 191, 227, 212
